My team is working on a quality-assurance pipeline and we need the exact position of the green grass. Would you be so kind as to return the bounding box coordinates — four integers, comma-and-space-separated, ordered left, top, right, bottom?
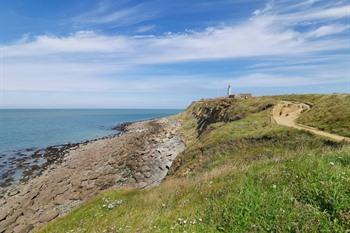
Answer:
205, 148, 350, 232
37, 149, 350, 233
37, 94, 350, 233
280, 94, 350, 137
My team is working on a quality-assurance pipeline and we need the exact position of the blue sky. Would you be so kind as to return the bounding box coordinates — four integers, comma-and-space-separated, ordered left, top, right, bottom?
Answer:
0, 0, 349, 108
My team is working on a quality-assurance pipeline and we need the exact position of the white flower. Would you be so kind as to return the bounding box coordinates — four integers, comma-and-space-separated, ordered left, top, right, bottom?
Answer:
115, 200, 123, 205
107, 203, 115, 209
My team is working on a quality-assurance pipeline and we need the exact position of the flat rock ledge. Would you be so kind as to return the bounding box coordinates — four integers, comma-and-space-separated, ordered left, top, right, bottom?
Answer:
0, 118, 185, 233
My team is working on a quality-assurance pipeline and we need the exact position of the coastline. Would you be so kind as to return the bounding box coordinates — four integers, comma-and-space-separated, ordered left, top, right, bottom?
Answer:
0, 125, 124, 189
0, 117, 185, 233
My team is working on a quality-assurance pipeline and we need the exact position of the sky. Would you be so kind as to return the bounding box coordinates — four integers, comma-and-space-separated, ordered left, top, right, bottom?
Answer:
0, 0, 349, 108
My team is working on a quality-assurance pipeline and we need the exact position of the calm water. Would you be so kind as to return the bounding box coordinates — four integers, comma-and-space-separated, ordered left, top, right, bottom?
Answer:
0, 109, 181, 185
0, 109, 181, 154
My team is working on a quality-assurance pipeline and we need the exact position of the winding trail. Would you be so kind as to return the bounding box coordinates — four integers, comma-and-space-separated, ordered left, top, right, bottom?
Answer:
272, 101, 350, 143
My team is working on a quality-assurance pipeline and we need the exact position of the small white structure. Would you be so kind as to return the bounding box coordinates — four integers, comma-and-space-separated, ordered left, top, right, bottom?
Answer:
227, 84, 232, 96
227, 84, 252, 99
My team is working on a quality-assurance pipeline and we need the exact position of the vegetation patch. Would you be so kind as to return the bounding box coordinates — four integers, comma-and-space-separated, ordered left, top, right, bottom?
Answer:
281, 94, 350, 137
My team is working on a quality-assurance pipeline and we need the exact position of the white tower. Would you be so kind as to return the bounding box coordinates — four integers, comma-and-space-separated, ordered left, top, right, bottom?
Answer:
227, 84, 231, 96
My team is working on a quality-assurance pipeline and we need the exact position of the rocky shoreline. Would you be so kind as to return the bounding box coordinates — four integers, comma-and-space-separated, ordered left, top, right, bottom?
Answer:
0, 125, 127, 188
0, 117, 185, 233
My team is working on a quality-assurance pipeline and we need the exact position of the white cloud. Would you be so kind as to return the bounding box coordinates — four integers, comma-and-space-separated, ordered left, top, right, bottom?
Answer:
258, 2, 350, 23
2, 14, 348, 62
1, 0, 349, 99
304, 5, 350, 20
306, 24, 350, 38
2, 31, 132, 57
227, 72, 349, 88
135, 25, 156, 33
73, 2, 159, 27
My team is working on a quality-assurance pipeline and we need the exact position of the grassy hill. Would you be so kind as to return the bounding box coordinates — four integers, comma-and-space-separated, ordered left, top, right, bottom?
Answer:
280, 94, 350, 137
37, 94, 350, 233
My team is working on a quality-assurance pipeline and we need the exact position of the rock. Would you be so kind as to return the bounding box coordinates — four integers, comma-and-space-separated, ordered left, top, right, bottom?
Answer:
38, 209, 58, 223
0, 199, 7, 207
53, 195, 67, 205
70, 176, 81, 187
22, 208, 36, 217
7, 189, 20, 197
81, 180, 95, 190
143, 172, 152, 178
13, 215, 26, 225
68, 191, 81, 201
0, 211, 23, 232
21, 199, 34, 209
112, 122, 132, 132
0, 118, 185, 233
0, 208, 12, 221
13, 224, 33, 233
52, 185, 69, 196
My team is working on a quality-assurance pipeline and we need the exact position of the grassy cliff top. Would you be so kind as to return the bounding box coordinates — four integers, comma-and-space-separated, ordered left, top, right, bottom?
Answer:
283, 94, 350, 137
37, 94, 350, 233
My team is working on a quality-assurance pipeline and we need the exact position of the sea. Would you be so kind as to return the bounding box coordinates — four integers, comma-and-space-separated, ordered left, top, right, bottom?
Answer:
0, 109, 181, 186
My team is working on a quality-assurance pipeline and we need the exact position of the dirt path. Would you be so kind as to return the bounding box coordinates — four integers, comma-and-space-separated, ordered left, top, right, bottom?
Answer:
272, 101, 350, 143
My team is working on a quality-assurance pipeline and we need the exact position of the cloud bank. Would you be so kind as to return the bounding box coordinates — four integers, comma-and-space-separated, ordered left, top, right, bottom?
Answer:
1, 0, 349, 107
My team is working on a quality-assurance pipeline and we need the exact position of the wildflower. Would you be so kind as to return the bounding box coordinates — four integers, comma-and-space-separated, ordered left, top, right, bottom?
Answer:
115, 200, 123, 205
107, 203, 115, 209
